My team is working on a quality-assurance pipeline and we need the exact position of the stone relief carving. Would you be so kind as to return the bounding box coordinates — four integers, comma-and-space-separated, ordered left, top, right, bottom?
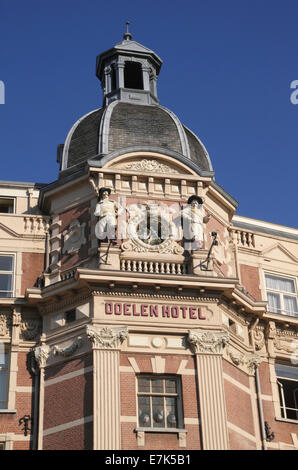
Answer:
245, 353, 262, 373
34, 343, 50, 368
20, 319, 41, 341
227, 347, 262, 373
187, 330, 229, 354
62, 219, 86, 255
0, 313, 11, 337
266, 320, 298, 354
253, 328, 265, 351
118, 159, 179, 174
122, 202, 183, 254
86, 325, 128, 350
53, 336, 83, 357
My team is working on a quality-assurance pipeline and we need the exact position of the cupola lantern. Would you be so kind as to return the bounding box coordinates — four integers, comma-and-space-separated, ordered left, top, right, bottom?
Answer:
96, 23, 163, 106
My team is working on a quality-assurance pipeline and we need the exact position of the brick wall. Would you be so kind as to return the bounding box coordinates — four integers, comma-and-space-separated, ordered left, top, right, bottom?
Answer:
43, 353, 93, 450
21, 252, 44, 294
240, 264, 261, 300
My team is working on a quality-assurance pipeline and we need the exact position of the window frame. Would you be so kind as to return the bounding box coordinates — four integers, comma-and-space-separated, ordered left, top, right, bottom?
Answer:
136, 374, 184, 431
0, 197, 15, 214
0, 254, 15, 298
275, 363, 298, 422
0, 344, 10, 410
264, 272, 298, 317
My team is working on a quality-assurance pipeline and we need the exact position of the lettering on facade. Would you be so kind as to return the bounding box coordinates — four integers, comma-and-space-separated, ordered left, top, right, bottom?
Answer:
105, 302, 206, 320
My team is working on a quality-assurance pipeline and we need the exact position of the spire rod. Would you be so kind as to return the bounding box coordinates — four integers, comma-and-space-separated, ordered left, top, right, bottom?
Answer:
123, 21, 132, 41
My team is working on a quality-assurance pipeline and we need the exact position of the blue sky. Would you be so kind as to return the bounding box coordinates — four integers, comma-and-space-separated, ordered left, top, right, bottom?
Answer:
0, 0, 297, 228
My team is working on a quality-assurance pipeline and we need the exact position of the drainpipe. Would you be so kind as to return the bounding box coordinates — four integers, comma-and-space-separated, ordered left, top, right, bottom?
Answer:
249, 318, 267, 450
30, 352, 39, 450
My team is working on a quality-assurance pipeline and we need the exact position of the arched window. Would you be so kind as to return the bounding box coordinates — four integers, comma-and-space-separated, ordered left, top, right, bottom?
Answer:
124, 61, 143, 90
111, 65, 117, 91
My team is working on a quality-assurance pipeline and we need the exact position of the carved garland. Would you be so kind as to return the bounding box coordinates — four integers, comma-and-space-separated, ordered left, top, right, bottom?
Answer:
53, 337, 83, 357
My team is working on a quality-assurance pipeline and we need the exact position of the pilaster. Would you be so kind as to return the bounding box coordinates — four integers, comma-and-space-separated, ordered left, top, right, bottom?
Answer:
188, 329, 230, 450
86, 324, 128, 450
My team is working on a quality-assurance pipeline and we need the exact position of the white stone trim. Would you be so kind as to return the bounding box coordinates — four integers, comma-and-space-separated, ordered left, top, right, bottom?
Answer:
128, 357, 140, 373
99, 101, 119, 154
159, 106, 190, 159
184, 417, 199, 425
43, 415, 93, 437
61, 109, 99, 171
44, 366, 93, 387
223, 372, 251, 395
120, 416, 137, 423
176, 359, 195, 375
227, 421, 257, 444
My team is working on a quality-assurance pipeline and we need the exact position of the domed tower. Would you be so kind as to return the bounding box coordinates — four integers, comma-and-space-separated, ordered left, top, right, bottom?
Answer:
33, 28, 257, 453
59, 24, 214, 178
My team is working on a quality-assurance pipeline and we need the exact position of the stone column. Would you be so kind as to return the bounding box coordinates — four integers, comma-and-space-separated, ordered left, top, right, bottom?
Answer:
86, 325, 128, 450
188, 329, 230, 450
34, 337, 50, 450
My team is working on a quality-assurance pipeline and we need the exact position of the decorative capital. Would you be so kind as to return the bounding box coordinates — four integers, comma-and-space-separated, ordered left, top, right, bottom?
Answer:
34, 343, 50, 368
86, 325, 128, 350
188, 329, 229, 355
245, 353, 262, 373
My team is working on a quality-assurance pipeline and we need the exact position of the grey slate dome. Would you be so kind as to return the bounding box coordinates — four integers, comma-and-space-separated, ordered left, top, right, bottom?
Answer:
60, 29, 213, 176
61, 102, 213, 174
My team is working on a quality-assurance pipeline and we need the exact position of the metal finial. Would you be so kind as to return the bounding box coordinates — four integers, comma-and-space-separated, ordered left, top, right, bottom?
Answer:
123, 21, 132, 41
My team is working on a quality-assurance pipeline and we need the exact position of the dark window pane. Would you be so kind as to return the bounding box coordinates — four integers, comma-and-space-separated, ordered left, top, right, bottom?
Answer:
124, 62, 143, 90
151, 378, 163, 393
275, 364, 298, 380
165, 378, 177, 394
65, 309, 76, 323
0, 256, 13, 272
166, 397, 177, 428
152, 396, 164, 427
138, 396, 151, 427
138, 377, 150, 393
0, 198, 14, 214
0, 274, 12, 292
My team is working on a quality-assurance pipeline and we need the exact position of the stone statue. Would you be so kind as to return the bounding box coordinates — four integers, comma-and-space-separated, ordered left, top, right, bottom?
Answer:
94, 188, 123, 243
180, 196, 211, 249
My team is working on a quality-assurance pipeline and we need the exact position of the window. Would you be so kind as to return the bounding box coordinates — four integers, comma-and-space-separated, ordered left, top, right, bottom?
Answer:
0, 442, 4, 450
0, 198, 14, 214
0, 255, 14, 298
65, 309, 76, 324
137, 375, 183, 430
124, 62, 144, 90
0, 344, 9, 409
275, 363, 298, 421
265, 274, 298, 317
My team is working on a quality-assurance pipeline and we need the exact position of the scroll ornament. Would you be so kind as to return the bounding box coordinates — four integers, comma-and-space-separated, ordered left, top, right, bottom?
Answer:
86, 325, 128, 350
